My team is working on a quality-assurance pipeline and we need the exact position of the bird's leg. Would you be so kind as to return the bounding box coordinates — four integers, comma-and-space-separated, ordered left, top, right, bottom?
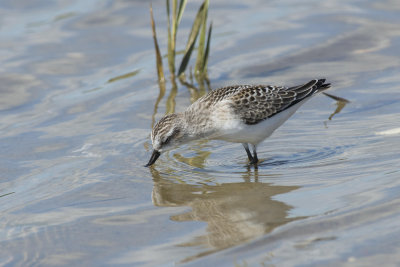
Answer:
242, 143, 254, 162
251, 144, 259, 164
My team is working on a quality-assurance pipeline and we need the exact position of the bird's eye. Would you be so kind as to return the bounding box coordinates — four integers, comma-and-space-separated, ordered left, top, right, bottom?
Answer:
162, 128, 179, 145
164, 136, 171, 145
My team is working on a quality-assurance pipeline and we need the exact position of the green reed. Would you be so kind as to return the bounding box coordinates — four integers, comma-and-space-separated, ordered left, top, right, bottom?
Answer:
150, 0, 212, 80
150, 4, 165, 84
0, 192, 14, 198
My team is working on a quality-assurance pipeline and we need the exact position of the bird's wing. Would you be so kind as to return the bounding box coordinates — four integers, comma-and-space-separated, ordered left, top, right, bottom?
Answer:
198, 85, 246, 106
228, 79, 330, 125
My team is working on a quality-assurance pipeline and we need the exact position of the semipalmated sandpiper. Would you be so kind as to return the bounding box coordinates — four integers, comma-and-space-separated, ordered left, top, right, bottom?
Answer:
146, 79, 330, 166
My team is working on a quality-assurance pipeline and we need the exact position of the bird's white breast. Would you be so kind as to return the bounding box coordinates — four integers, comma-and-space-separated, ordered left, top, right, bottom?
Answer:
211, 99, 308, 145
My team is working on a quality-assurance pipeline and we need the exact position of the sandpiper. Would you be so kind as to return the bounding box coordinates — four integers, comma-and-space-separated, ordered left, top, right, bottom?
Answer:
146, 79, 330, 166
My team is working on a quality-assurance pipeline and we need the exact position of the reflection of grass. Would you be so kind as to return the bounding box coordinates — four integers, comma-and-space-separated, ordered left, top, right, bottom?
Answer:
173, 139, 212, 168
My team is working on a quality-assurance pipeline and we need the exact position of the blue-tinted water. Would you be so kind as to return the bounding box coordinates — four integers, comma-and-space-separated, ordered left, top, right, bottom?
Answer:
1, 0, 400, 266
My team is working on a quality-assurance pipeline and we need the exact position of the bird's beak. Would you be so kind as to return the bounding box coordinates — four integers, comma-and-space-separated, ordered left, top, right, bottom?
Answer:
145, 150, 161, 167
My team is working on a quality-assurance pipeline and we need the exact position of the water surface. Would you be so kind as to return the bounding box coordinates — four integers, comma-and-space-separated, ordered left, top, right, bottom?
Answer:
1, 0, 400, 266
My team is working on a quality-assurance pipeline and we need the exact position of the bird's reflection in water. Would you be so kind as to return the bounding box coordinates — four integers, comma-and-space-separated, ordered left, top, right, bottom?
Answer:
150, 167, 305, 262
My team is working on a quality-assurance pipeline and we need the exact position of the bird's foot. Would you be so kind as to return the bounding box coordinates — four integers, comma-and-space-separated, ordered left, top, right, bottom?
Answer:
249, 158, 259, 165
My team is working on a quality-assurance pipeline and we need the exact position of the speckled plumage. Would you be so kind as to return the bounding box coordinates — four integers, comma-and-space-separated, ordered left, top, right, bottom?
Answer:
146, 79, 331, 166
195, 79, 329, 125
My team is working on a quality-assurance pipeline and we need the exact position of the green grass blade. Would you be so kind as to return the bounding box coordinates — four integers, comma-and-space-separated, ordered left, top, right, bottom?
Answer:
202, 22, 212, 72
166, 0, 176, 76
172, 0, 177, 40
166, 0, 171, 55
195, 0, 209, 74
0, 192, 15, 198
177, 38, 196, 76
171, 0, 178, 75
185, 1, 205, 51
150, 4, 165, 83
172, 0, 177, 22
177, 2, 205, 76
166, 0, 171, 43
166, 0, 170, 21
177, 0, 187, 25
107, 70, 140, 83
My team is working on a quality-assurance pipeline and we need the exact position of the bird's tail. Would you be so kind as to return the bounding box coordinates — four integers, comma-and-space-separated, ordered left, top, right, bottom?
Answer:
315, 78, 331, 92
288, 78, 331, 94
284, 79, 331, 107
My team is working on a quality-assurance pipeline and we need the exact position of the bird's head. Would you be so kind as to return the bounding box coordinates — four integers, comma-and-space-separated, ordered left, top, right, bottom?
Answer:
145, 113, 186, 167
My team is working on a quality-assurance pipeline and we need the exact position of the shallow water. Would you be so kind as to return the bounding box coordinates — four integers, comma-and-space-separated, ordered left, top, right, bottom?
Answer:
1, 0, 400, 266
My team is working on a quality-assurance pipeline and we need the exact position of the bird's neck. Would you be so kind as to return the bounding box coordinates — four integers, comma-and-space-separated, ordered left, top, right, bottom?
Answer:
181, 108, 215, 140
